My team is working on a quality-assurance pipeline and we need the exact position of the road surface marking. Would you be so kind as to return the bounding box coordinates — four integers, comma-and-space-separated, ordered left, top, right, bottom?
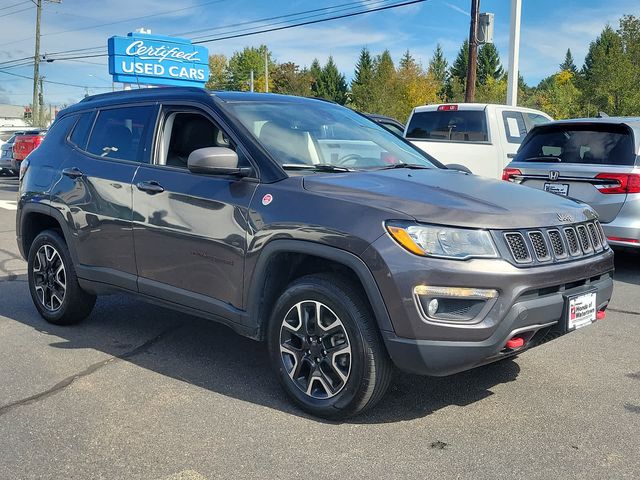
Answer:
0, 200, 17, 211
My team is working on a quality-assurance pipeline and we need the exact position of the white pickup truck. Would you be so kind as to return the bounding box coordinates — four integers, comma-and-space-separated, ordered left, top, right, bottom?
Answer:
404, 103, 552, 178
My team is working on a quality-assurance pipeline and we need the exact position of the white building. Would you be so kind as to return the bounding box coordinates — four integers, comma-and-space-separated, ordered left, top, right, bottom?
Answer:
0, 104, 28, 128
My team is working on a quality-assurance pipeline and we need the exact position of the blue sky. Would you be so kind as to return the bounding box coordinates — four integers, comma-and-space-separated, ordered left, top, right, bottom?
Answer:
0, 0, 639, 107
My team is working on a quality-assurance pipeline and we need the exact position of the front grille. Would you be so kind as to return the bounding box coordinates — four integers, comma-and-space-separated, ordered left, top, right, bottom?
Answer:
499, 221, 608, 266
548, 229, 566, 258
528, 231, 550, 261
564, 227, 580, 255
588, 223, 601, 250
576, 225, 592, 253
504, 232, 531, 263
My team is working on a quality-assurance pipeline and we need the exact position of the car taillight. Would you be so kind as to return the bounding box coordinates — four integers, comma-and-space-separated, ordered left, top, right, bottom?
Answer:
437, 104, 458, 111
502, 168, 522, 182
595, 173, 640, 194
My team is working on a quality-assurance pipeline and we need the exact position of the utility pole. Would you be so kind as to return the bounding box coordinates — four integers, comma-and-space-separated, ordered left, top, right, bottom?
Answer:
465, 0, 480, 103
250, 70, 254, 92
32, 0, 42, 126
506, 0, 522, 106
264, 50, 269, 93
39, 76, 45, 126
32, 0, 61, 127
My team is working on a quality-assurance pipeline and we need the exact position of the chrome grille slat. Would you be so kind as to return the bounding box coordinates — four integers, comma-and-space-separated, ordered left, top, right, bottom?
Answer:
587, 223, 601, 251
576, 225, 593, 253
547, 229, 566, 258
528, 231, 551, 261
504, 232, 531, 263
564, 227, 580, 256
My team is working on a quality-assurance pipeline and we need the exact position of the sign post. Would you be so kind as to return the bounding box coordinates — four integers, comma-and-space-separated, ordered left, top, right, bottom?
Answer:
108, 32, 208, 88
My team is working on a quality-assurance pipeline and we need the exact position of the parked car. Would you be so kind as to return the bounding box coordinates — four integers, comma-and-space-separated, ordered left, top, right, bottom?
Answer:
0, 132, 23, 175
365, 113, 405, 137
12, 129, 46, 171
504, 118, 640, 248
17, 88, 613, 419
404, 103, 552, 178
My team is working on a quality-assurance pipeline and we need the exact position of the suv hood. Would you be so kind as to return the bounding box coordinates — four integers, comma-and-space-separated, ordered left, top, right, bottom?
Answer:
303, 169, 596, 229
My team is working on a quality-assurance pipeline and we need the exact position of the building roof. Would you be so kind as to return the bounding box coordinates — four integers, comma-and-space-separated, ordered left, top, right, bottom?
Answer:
0, 104, 25, 119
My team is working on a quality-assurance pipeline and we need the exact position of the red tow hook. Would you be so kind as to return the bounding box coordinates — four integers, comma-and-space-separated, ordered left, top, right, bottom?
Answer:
505, 337, 525, 349
597, 309, 606, 320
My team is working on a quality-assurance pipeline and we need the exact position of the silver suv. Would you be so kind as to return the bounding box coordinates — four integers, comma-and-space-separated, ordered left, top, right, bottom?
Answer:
504, 118, 640, 248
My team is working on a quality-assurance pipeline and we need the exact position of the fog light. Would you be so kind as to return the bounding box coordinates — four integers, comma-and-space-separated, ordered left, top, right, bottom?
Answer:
427, 299, 439, 317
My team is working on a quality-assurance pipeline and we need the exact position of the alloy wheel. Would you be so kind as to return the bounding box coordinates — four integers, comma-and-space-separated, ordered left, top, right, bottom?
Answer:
32, 244, 66, 312
279, 300, 352, 399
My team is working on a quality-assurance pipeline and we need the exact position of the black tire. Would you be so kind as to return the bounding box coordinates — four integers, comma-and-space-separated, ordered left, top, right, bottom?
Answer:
27, 229, 96, 325
267, 274, 393, 419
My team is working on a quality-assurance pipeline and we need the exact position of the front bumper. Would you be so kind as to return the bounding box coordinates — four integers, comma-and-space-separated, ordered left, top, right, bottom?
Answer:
362, 235, 615, 376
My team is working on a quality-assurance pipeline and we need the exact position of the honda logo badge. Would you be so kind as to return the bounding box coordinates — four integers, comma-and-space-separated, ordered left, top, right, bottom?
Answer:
549, 170, 560, 181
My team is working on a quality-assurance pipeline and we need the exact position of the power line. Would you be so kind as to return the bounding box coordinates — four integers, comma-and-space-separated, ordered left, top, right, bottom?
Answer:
0, 5, 31, 17
0, 67, 111, 89
0, 1, 29, 11
192, 0, 426, 44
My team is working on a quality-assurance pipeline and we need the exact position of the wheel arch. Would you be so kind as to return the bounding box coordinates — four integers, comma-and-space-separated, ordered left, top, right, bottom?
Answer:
247, 239, 393, 341
19, 203, 75, 261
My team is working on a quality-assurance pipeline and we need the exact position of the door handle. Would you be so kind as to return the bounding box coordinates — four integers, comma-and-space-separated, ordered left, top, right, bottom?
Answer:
62, 167, 84, 179
136, 180, 165, 194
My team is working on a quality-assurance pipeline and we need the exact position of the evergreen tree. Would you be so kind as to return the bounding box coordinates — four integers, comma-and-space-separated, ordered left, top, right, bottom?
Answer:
477, 43, 504, 84
449, 39, 469, 83
559, 48, 578, 74
319, 56, 348, 104
428, 43, 448, 85
309, 58, 323, 97
372, 50, 396, 114
351, 47, 375, 111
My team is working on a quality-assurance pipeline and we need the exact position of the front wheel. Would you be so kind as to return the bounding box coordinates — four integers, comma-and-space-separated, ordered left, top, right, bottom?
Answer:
27, 230, 96, 325
267, 274, 392, 419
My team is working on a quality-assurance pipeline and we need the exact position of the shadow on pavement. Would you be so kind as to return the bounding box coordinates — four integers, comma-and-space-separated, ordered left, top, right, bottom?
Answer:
0, 274, 520, 424
613, 247, 640, 287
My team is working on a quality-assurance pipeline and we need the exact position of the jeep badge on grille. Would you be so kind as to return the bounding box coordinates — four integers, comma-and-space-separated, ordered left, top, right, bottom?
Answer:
557, 213, 574, 223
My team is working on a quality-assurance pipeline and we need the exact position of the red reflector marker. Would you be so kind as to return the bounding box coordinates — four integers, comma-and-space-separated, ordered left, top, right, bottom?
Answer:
597, 310, 606, 320
607, 236, 639, 244
506, 337, 525, 349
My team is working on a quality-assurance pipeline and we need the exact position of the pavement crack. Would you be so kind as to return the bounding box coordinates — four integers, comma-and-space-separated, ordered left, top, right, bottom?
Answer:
0, 324, 179, 417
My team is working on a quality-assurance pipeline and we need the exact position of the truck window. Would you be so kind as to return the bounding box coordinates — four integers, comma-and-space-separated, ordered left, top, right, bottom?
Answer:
502, 111, 527, 144
406, 110, 488, 143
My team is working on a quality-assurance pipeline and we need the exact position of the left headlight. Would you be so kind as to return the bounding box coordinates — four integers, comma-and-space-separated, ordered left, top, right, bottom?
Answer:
386, 221, 499, 260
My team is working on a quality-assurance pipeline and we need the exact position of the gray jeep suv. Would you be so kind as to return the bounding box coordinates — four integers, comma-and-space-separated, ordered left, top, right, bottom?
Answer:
17, 87, 614, 419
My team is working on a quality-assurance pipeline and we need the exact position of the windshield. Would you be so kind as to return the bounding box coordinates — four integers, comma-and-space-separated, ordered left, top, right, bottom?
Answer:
222, 100, 439, 171
516, 124, 636, 166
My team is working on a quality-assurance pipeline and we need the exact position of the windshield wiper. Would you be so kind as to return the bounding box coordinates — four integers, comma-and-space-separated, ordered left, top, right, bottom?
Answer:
281, 164, 352, 172
523, 156, 562, 163
376, 163, 431, 170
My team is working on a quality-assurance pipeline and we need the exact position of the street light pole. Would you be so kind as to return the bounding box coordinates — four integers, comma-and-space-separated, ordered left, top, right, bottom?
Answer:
465, 0, 480, 103
506, 0, 522, 106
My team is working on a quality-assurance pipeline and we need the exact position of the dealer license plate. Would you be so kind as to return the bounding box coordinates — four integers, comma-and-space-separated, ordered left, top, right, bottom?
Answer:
567, 292, 597, 330
544, 183, 569, 196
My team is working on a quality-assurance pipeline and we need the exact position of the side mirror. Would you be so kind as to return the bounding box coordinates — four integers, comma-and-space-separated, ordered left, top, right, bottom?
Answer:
446, 163, 473, 174
187, 147, 251, 177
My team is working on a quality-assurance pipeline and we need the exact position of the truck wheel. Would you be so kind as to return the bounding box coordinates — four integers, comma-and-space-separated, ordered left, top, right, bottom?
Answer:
267, 274, 393, 419
27, 230, 96, 325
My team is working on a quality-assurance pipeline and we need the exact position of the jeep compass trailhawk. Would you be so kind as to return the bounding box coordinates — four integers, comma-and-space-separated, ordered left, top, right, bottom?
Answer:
17, 88, 614, 419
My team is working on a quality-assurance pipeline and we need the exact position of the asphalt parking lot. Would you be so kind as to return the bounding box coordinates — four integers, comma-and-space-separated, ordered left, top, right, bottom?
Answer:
0, 173, 638, 480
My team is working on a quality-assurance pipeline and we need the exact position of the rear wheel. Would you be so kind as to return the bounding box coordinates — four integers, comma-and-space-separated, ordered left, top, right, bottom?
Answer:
28, 230, 96, 325
267, 274, 392, 419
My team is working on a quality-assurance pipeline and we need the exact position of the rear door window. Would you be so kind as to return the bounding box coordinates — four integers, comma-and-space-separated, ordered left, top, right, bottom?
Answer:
502, 111, 527, 144
87, 105, 156, 162
516, 124, 636, 166
69, 111, 95, 150
406, 110, 488, 142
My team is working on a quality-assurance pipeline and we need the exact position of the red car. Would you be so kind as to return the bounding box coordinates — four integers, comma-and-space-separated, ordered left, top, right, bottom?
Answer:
12, 129, 46, 170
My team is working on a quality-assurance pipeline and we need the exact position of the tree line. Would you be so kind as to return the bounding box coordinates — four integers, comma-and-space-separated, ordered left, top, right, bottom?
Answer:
205, 14, 640, 122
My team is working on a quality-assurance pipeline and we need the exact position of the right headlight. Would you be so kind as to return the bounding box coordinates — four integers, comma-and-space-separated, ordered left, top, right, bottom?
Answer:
386, 221, 499, 260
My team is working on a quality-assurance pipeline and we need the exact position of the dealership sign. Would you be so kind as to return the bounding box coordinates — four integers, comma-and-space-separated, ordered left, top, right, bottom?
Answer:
108, 32, 208, 87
